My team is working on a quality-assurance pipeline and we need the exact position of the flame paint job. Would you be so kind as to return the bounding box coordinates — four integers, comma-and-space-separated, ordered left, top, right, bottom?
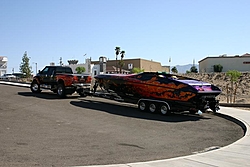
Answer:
33, 74, 91, 86
95, 72, 221, 103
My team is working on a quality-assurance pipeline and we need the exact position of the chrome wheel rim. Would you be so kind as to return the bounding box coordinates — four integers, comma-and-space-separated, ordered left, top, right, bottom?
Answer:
139, 102, 146, 111
58, 87, 63, 95
149, 103, 156, 113
32, 83, 39, 91
160, 105, 168, 115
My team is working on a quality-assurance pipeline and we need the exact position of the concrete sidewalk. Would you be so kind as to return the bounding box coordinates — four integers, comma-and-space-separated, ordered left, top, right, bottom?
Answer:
1, 81, 249, 166
78, 108, 250, 167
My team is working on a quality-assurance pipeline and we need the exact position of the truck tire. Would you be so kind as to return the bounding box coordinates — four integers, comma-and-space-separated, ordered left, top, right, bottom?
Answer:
30, 80, 41, 93
57, 84, 66, 98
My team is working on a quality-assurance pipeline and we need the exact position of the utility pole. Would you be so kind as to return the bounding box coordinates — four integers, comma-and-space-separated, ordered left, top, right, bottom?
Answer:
35, 63, 37, 74
33, 62, 37, 74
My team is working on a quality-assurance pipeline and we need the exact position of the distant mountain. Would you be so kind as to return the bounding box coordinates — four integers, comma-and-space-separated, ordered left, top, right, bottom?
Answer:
171, 64, 199, 73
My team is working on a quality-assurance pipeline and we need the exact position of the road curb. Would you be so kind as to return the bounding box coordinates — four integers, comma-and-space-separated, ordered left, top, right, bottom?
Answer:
0, 81, 30, 88
215, 112, 247, 135
220, 103, 250, 108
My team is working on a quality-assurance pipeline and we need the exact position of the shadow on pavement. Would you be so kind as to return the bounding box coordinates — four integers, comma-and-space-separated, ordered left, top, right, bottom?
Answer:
70, 98, 211, 123
18, 92, 79, 100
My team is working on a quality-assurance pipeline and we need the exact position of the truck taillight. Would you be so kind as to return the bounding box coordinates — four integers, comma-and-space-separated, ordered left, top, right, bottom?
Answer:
72, 76, 78, 83
86, 76, 92, 83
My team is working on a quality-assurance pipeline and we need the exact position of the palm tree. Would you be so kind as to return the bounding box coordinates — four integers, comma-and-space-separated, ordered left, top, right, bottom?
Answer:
226, 70, 241, 103
119, 50, 125, 73
115, 46, 120, 73
120, 50, 125, 59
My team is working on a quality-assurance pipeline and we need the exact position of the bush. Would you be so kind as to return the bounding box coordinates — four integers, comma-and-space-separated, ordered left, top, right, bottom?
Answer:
190, 66, 198, 73
213, 64, 223, 72
171, 67, 178, 73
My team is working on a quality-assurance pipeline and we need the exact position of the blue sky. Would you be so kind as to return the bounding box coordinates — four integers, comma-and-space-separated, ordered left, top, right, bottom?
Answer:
1, 0, 249, 73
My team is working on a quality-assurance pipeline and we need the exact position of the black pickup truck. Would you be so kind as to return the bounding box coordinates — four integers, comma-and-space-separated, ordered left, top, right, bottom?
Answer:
30, 66, 92, 98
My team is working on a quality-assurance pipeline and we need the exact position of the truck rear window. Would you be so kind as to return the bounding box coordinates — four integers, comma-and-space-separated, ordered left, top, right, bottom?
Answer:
56, 67, 73, 74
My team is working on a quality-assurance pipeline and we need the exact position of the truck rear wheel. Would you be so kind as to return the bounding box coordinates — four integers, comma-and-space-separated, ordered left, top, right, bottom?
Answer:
57, 84, 66, 98
30, 80, 41, 93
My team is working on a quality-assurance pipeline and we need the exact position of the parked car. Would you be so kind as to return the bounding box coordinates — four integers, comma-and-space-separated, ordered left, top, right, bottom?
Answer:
12, 73, 24, 79
0, 74, 17, 80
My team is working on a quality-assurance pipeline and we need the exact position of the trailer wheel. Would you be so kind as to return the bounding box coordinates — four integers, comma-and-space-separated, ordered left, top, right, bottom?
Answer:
160, 104, 169, 115
79, 92, 87, 97
189, 110, 197, 114
138, 101, 147, 111
149, 103, 157, 113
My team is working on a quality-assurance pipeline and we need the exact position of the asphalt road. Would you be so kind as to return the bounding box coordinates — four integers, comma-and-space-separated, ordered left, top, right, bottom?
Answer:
0, 84, 244, 167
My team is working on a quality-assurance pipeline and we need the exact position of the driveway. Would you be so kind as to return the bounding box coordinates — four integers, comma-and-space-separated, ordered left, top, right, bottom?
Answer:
0, 84, 244, 167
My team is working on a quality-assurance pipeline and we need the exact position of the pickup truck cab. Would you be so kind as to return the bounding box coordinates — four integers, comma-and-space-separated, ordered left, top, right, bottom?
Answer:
30, 66, 91, 98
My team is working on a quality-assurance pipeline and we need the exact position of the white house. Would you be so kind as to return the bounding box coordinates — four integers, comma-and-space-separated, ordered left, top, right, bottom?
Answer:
67, 57, 106, 78
0, 56, 8, 76
199, 53, 250, 73
67, 58, 91, 74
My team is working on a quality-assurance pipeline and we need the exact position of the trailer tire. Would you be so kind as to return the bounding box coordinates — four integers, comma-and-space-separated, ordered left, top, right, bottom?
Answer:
79, 92, 87, 97
149, 103, 157, 113
138, 100, 147, 112
160, 104, 169, 115
189, 110, 197, 114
